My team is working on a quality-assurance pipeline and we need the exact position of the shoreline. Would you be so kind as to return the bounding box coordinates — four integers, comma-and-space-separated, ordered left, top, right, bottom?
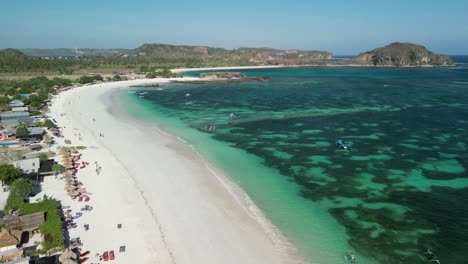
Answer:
49, 78, 306, 263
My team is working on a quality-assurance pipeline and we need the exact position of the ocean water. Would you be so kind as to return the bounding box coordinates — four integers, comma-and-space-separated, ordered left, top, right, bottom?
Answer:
120, 64, 468, 264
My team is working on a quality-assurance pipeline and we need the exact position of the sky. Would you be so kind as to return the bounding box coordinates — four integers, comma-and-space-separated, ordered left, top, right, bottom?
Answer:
1, 0, 468, 55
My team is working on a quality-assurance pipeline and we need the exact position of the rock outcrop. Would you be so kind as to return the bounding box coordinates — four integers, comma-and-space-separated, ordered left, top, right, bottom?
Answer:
200, 72, 247, 79
351, 42, 454, 67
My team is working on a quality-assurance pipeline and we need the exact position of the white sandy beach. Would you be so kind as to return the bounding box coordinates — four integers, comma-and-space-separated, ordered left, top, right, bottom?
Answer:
47, 78, 305, 264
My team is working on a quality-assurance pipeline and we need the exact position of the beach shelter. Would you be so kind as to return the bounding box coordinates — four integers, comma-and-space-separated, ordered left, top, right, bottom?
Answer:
67, 190, 79, 196
59, 249, 78, 263
65, 177, 74, 182
65, 186, 76, 191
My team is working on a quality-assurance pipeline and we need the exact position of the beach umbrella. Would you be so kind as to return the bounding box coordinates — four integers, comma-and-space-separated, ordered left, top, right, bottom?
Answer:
67, 190, 79, 196
65, 186, 76, 191
59, 249, 78, 262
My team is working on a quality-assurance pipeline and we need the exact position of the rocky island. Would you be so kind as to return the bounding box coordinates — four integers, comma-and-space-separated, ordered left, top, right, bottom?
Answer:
349, 42, 454, 67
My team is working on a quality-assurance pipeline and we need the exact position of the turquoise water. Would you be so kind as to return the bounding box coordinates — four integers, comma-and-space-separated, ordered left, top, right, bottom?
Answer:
121, 66, 468, 264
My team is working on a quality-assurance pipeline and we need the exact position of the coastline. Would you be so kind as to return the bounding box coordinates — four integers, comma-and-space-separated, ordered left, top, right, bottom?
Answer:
49, 78, 306, 264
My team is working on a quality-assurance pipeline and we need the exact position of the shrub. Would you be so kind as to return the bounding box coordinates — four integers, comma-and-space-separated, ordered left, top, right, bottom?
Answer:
10, 178, 35, 198
0, 164, 21, 185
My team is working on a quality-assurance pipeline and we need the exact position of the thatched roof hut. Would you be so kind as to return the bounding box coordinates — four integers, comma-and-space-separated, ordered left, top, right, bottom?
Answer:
59, 249, 78, 264
67, 190, 79, 197
0, 212, 45, 233
0, 229, 19, 248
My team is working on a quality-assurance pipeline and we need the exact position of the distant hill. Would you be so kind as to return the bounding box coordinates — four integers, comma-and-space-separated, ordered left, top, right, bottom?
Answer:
351, 42, 454, 66
117, 43, 333, 66
0, 42, 455, 73
19, 48, 129, 58
0, 48, 28, 61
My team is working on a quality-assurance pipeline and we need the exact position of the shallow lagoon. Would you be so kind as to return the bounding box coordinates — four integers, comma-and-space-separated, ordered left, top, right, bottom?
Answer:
124, 66, 468, 263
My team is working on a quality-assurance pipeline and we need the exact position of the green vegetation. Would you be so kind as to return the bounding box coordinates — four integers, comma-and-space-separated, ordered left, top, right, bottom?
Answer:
10, 178, 34, 198
38, 153, 49, 162
78, 74, 103, 84
0, 164, 21, 185
52, 164, 65, 173
0, 44, 333, 74
0, 76, 72, 111
43, 119, 56, 129
4, 195, 64, 255
68, 146, 87, 150
15, 124, 29, 137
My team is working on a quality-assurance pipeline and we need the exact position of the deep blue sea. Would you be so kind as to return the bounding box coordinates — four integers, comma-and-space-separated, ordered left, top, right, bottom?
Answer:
122, 58, 468, 264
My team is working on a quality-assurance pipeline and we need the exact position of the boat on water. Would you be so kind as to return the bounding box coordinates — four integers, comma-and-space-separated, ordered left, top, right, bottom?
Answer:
139, 92, 149, 95
204, 124, 216, 132
424, 249, 441, 263
344, 252, 357, 263
336, 140, 351, 149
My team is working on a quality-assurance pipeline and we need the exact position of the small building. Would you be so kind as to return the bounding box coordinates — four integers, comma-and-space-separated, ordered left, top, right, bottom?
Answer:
25, 128, 45, 141
0, 129, 15, 141
9, 100, 24, 108
0, 212, 45, 261
0, 229, 22, 262
0, 131, 6, 140
0, 111, 33, 128
11, 107, 29, 112
11, 158, 40, 174
0, 111, 30, 120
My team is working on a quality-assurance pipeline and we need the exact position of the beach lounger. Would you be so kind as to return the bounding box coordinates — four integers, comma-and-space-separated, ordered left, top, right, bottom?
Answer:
103, 251, 109, 261
119, 246, 126, 253
110, 250, 115, 260
78, 196, 84, 202
85, 196, 90, 202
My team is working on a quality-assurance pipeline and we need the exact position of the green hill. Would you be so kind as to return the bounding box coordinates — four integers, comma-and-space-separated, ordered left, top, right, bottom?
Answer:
116, 43, 333, 67
351, 42, 454, 66
0, 48, 28, 61
19, 48, 129, 58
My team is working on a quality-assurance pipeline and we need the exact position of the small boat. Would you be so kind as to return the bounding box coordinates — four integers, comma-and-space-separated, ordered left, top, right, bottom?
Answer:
344, 252, 357, 263
336, 140, 350, 149
424, 249, 441, 263
205, 124, 216, 132
139, 92, 148, 95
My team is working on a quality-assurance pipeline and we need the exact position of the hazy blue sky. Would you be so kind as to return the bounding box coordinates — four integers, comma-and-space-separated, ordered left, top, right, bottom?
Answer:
1, 0, 468, 54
